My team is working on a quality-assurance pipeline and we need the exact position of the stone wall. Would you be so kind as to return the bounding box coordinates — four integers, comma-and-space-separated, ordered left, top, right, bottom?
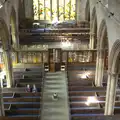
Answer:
79, 0, 120, 55
0, 0, 19, 47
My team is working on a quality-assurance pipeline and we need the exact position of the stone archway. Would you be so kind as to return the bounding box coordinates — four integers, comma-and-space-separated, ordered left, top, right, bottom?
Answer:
95, 20, 108, 86
0, 20, 9, 49
10, 7, 17, 48
0, 19, 14, 116
105, 39, 120, 115
10, 7, 19, 65
85, 0, 90, 22
0, 19, 13, 88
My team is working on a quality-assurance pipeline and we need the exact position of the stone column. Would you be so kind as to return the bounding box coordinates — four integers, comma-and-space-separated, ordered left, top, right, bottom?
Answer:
76, 0, 81, 21
95, 50, 105, 86
0, 88, 5, 116
12, 51, 18, 65
89, 33, 95, 49
15, 52, 18, 63
3, 49, 13, 88
97, 51, 104, 86
95, 50, 100, 86
105, 72, 118, 115
89, 12, 96, 50
24, 0, 33, 19
104, 72, 111, 115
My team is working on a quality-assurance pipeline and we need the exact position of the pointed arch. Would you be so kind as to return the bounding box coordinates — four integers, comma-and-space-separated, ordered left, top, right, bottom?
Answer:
98, 20, 108, 49
10, 6, 17, 47
0, 19, 9, 49
85, 0, 90, 22
95, 19, 109, 86
109, 39, 120, 73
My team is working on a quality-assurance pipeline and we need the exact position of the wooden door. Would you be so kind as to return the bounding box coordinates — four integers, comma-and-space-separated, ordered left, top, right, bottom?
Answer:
48, 49, 61, 72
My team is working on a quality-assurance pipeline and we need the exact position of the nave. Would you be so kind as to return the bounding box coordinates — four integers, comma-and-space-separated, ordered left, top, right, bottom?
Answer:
0, 62, 120, 120
0, 0, 120, 119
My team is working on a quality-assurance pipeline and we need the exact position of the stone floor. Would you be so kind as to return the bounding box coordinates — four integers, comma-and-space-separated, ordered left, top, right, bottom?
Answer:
41, 72, 70, 120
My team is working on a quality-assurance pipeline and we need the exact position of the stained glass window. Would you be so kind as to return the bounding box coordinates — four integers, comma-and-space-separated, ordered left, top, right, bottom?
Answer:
33, 0, 76, 21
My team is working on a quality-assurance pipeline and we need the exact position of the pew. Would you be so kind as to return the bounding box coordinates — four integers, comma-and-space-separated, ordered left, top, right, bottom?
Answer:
3, 64, 43, 117
68, 76, 120, 118
3, 90, 41, 117
0, 117, 39, 120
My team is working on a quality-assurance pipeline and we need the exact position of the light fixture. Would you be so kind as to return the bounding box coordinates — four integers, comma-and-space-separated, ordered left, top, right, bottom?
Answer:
81, 74, 88, 79
108, 12, 114, 18
61, 39, 72, 48
81, 72, 90, 79
105, 4, 108, 8
0, 69, 6, 80
85, 97, 99, 106
52, 17, 59, 24
0, 4, 3, 9
0, 0, 8, 9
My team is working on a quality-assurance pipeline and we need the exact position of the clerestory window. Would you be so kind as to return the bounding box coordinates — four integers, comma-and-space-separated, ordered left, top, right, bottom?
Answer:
33, 0, 76, 21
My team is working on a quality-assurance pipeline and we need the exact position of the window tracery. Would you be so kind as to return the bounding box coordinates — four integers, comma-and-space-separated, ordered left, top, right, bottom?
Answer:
33, 0, 76, 21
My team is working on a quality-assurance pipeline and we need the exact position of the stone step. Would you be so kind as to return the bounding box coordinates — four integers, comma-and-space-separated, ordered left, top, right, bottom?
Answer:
42, 109, 65, 115
46, 72, 65, 75
44, 83, 64, 86
42, 104, 65, 109
45, 77, 65, 80
44, 86, 65, 89
43, 116, 67, 120
45, 81, 65, 84
43, 89, 65, 93
43, 96, 67, 101
41, 72, 69, 120
43, 118, 67, 120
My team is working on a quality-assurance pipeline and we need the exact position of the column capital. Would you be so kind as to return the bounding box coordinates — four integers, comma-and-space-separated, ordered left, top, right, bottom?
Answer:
97, 48, 105, 52
3, 48, 9, 52
3, 45, 11, 52
90, 32, 95, 36
107, 71, 118, 77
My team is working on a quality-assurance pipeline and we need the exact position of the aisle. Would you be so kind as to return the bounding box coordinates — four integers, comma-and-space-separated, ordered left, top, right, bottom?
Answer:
41, 72, 70, 120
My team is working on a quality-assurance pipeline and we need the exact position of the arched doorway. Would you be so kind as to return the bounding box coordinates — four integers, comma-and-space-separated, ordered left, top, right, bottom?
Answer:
95, 20, 108, 86
105, 39, 120, 115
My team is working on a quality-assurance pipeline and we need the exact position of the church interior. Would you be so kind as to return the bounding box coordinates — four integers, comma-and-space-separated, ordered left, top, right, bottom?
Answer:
0, 0, 120, 120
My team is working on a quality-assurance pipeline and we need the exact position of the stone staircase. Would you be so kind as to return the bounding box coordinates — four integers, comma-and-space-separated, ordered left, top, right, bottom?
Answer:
41, 72, 70, 120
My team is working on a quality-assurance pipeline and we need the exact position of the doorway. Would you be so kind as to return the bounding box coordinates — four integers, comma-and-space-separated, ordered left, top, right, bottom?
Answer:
48, 49, 62, 72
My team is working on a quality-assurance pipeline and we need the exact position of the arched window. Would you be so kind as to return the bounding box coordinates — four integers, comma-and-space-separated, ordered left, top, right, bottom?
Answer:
33, 0, 76, 21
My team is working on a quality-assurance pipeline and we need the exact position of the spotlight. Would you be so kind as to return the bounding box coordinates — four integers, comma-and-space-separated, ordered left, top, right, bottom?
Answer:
0, 70, 6, 80
0, 4, 3, 9
0, 0, 8, 9
105, 4, 108, 8
85, 97, 99, 106
81, 72, 90, 79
